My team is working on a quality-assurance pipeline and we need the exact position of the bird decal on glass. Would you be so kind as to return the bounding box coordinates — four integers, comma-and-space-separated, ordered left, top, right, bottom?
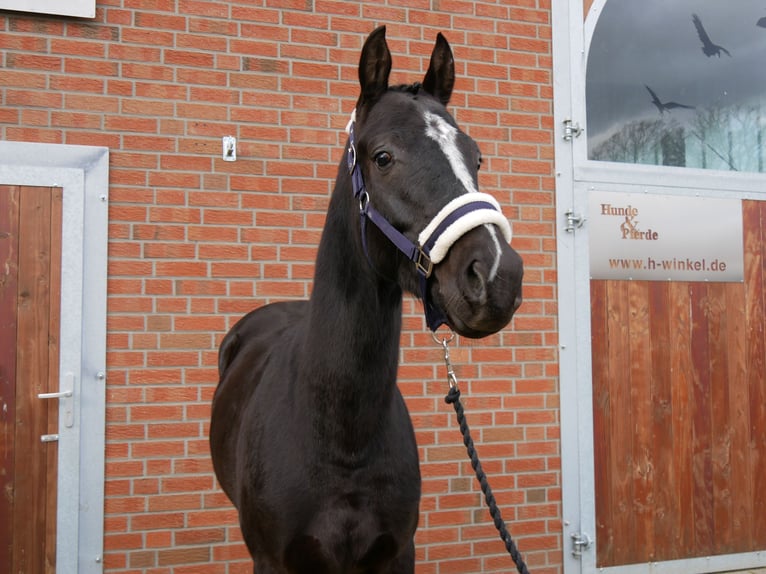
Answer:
692, 13, 732, 57
644, 85, 695, 115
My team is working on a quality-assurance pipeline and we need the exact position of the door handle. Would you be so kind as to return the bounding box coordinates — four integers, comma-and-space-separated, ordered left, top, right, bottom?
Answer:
37, 372, 75, 429
37, 389, 73, 399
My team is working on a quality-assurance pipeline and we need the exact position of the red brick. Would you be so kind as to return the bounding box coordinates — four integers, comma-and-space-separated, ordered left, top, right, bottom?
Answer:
6, 53, 61, 72
131, 512, 186, 531
175, 527, 226, 546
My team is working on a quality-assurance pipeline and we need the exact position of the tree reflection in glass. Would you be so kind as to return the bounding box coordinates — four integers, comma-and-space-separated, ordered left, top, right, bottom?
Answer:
587, 0, 766, 172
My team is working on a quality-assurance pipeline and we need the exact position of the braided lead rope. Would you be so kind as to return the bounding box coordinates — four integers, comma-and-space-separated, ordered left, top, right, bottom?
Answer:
435, 333, 531, 574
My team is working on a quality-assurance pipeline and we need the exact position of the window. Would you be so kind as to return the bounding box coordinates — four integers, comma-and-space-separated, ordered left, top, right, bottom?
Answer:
587, 0, 766, 172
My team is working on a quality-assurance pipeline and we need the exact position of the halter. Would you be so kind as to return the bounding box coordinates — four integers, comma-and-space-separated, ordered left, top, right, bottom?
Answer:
345, 109, 512, 332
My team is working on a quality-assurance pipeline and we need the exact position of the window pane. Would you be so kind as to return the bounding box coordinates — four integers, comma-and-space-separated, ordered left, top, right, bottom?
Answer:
587, 0, 766, 172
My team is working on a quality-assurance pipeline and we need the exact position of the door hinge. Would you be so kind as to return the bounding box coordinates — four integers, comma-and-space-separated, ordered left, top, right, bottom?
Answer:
564, 209, 586, 233
570, 532, 592, 556
563, 119, 583, 141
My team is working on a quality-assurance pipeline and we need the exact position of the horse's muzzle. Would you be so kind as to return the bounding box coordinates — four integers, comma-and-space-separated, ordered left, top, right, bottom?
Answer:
431, 225, 523, 339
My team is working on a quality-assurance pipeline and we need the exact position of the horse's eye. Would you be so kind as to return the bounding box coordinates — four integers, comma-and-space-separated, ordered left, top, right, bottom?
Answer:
374, 151, 392, 169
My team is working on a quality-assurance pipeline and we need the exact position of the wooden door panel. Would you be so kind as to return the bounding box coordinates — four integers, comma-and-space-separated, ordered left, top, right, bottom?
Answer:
0, 185, 61, 574
592, 200, 766, 567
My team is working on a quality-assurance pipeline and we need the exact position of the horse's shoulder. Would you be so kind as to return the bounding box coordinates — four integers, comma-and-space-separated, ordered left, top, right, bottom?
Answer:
218, 300, 308, 377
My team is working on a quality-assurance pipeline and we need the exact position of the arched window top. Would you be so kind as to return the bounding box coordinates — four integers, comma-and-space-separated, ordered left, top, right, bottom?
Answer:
587, 0, 766, 172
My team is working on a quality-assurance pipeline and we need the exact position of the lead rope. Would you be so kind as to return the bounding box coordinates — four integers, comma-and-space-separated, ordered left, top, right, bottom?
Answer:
435, 332, 531, 574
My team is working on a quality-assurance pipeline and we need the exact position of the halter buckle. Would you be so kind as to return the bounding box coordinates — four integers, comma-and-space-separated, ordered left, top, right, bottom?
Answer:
415, 248, 433, 278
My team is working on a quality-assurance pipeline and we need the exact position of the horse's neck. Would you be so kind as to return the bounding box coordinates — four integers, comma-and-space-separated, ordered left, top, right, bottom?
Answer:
300, 178, 404, 441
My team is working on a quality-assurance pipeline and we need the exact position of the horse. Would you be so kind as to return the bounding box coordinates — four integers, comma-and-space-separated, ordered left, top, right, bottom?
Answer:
209, 25, 524, 574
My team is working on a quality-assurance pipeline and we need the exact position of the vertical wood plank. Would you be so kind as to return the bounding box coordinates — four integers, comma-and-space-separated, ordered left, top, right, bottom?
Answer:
708, 282, 733, 555
756, 200, 766, 549
14, 186, 52, 574
725, 279, 752, 551
590, 280, 612, 566
669, 282, 693, 559
627, 281, 653, 564
0, 185, 20, 572
45, 187, 62, 574
649, 282, 674, 561
606, 281, 633, 565
689, 283, 713, 555
744, 200, 766, 548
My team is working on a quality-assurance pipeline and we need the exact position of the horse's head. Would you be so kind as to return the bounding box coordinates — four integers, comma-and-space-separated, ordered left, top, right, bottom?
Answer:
349, 26, 523, 339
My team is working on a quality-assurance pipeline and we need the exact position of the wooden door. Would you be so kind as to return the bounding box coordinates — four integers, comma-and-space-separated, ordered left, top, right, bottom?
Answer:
0, 185, 63, 574
591, 200, 766, 566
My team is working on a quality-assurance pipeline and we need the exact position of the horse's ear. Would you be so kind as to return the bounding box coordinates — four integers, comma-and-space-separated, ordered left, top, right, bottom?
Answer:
358, 26, 391, 107
422, 33, 455, 106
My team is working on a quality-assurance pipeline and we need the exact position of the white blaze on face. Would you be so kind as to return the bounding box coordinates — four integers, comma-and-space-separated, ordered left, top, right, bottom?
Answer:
424, 111, 477, 194
423, 111, 503, 281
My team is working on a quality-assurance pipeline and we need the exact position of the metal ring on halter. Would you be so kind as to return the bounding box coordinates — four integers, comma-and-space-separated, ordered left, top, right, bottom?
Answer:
431, 327, 455, 346
347, 144, 357, 172
358, 190, 369, 214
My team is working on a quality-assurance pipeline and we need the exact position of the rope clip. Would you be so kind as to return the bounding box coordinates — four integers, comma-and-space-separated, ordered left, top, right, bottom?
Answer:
432, 328, 458, 390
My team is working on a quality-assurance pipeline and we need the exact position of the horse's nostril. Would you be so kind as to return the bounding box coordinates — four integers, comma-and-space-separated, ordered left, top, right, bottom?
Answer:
465, 260, 488, 305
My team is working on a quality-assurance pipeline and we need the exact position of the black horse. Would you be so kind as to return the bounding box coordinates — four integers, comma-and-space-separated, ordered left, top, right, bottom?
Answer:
210, 26, 524, 574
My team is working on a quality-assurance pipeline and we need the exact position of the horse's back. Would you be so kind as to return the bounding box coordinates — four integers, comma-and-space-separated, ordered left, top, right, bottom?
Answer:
210, 300, 308, 502
217, 300, 307, 377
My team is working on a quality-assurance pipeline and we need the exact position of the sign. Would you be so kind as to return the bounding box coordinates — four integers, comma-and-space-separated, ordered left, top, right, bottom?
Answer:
589, 191, 743, 282
0, 0, 95, 18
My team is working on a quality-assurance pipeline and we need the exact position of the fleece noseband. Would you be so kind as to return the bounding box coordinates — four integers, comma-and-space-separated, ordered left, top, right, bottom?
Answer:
346, 110, 512, 331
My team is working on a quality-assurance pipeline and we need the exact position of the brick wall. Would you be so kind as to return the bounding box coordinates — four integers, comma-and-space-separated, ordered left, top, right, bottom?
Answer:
0, 1, 560, 572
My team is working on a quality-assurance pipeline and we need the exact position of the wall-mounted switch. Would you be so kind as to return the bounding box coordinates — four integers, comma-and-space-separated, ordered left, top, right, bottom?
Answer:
223, 135, 236, 161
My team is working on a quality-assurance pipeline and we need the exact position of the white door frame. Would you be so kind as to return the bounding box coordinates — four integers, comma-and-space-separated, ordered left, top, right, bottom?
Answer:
552, 0, 766, 572
552, 1, 598, 571
0, 141, 109, 574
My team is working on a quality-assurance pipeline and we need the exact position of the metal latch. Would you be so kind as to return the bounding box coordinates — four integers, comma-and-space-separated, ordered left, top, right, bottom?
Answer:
565, 209, 586, 233
38, 372, 75, 431
563, 119, 583, 141
571, 532, 592, 556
